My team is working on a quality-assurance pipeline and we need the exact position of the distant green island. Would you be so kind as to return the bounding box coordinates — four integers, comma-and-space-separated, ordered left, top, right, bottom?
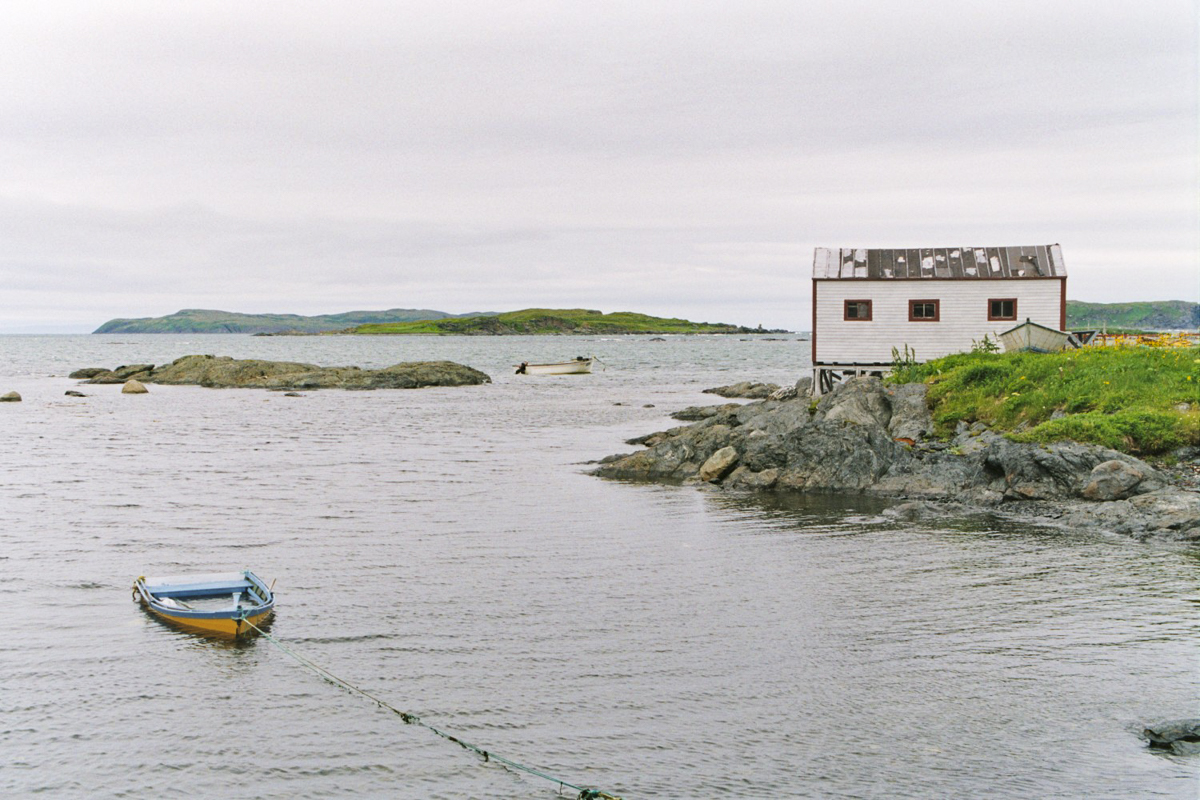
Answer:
93, 308, 488, 334
350, 308, 778, 335
94, 307, 780, 335
93, 301, 1197, 335
1066, 300, 1198, 331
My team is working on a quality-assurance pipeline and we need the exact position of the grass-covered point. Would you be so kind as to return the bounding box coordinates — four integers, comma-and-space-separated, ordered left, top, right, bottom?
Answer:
1066, 300, 1198, 331
889, 347, 1200, 455
350, 308, 764, 335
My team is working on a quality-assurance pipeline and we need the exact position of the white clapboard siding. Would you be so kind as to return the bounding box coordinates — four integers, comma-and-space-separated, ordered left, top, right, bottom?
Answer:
815, 279, 1063, 364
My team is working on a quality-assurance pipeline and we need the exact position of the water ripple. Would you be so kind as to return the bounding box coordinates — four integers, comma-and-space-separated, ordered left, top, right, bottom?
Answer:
0, 334, 1197, 798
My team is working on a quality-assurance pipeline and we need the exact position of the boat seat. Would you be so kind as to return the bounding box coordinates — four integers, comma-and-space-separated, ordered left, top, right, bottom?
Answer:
149, 579, 254, 598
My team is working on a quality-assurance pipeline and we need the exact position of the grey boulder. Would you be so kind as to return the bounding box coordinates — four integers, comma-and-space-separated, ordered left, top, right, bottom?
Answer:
699, 446, 740, 482
1081, 460, 1160, 501
703, 381, 780, 399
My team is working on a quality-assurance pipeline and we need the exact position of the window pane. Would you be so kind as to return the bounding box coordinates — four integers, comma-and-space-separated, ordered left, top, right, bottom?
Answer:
990, 299, 1016, 319
845, 301, 871, 320
911, 301, 938, 320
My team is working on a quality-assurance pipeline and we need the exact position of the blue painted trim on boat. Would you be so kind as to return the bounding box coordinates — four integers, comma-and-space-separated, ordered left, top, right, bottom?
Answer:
148, 580, 254, 598
134, 570, 275, 622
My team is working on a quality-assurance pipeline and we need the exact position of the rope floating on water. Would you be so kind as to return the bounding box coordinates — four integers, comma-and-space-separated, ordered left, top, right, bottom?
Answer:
242, 619, 624, 800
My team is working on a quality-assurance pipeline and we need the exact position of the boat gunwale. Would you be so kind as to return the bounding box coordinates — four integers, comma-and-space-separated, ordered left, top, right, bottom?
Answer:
511, 358, 594, 368
134, 570, 275, 622
997, 319, 1068, 338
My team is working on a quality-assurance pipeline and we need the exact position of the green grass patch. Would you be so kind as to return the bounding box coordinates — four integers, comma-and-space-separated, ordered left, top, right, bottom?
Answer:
1066, 299, 1198, 331
889, 347, 1200, 455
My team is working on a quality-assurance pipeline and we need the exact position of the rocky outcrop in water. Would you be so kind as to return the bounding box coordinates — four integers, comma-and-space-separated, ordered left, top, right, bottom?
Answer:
594, 376, 1200, 542
1143, 719, 1200, 755
67, 368, 110, 380
671, 403, 741, 422
74, 355, 492, 390
703, 381, 780, 399
121, 380, 149, 394
1, 391, 21, 402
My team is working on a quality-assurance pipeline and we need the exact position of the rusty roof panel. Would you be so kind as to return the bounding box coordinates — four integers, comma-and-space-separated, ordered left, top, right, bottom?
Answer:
935, 247, 952, 278
947, 247, 964, 277
815, 245, 1066, 279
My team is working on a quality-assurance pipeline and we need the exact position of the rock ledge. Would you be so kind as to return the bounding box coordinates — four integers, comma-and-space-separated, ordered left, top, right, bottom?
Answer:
72, 355, 492, 390
594, 376, 1200, 543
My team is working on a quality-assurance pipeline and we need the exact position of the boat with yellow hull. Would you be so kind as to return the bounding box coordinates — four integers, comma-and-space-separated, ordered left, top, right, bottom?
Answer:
133, 571, 275, 638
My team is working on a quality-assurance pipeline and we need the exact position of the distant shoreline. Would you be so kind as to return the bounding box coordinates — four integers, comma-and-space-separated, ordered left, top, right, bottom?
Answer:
93, 307, 790, 336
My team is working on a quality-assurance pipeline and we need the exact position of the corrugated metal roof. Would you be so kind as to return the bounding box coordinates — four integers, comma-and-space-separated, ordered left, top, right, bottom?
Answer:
813, 244, 1066, 279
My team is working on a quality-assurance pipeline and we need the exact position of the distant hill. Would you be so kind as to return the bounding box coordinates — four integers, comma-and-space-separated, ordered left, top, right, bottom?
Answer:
1066, 300, 1199, 331
350, 308, 779, 335
93, 308, 488, 334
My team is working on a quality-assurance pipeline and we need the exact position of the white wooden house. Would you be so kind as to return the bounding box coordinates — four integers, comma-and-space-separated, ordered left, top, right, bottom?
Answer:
811, 244, 1067, 393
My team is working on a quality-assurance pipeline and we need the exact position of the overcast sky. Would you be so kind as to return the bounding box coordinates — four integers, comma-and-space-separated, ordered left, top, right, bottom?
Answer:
2, 1, 1196, 332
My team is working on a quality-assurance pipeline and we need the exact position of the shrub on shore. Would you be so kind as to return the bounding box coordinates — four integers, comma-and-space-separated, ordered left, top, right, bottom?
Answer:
889, 347, 1200, 455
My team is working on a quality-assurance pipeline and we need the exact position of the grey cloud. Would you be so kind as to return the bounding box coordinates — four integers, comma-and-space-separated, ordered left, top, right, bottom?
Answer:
0, 1, 1195, 331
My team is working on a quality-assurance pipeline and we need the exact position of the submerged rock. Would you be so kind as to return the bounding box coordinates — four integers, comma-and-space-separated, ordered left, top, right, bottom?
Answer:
1143, 719, 1200, 754
885, 501, 941, 521
65, 390, 87, 397
78, 355, 491, 390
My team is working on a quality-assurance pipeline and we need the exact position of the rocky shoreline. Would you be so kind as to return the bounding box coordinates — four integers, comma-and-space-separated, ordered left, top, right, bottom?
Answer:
594, 376, 1200, 543
70, 355, 491, 390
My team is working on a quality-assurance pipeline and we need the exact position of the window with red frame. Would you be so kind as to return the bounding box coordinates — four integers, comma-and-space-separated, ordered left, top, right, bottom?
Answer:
909, 299, 939, 321
844, 300, 872, 321
988, 298, 1017, 320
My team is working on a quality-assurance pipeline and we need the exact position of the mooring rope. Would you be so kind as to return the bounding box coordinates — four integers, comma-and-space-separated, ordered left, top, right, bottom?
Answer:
242, 619, 623, 800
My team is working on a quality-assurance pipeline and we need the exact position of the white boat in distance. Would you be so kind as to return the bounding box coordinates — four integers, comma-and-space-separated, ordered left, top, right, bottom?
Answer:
514, 356, 595, 375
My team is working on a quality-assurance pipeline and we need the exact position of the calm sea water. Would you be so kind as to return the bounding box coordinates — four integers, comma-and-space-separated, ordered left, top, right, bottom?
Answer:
1, 334, 1197, 799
